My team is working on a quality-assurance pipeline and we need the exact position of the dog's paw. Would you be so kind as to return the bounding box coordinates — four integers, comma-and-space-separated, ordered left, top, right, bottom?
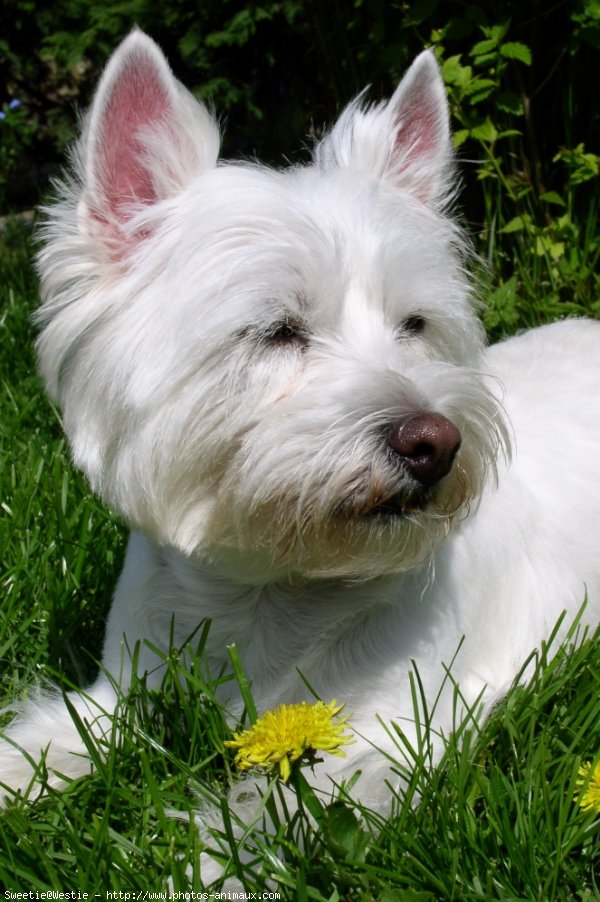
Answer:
0, 715, 92, 802
0, 680, 117, 802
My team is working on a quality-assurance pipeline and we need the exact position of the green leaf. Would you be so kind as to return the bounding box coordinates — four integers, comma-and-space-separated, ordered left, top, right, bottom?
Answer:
485, 23, 510, 42
452, 129, 470, 148
535, 234, 565, 260
470, 118, 498, 142
500, 42, 533, 64
441, 55, 472, 87
554, 144, 600, 183
499, 215, 532, 234
322, 801, 371, 862
497, 128, 523, 139
540, 191, 567, 207
496, 91, 524, 115
464, 77, 496, 104
470, 38, 499, 57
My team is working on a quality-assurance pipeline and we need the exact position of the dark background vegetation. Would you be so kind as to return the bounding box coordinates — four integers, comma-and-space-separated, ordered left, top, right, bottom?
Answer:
0, 3, 597, 198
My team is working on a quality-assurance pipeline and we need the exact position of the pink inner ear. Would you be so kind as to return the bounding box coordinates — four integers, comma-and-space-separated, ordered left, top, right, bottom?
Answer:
388, 68, 448, 204
394, 91, 442, 168
94, 52, 172, 222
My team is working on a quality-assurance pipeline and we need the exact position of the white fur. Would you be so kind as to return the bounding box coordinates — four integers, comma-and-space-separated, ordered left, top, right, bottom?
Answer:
2, 30, 600, 883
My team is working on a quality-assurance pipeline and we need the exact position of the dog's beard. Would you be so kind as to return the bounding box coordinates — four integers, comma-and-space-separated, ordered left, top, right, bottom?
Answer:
210, 486, 466, 581
202, 386, 509, 581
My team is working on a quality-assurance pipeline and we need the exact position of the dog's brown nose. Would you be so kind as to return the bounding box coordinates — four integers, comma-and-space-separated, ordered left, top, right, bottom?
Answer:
388, 413, 462, 487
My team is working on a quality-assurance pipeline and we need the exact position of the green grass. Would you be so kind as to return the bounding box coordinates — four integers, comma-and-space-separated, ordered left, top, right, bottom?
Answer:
1, 215, 600, 900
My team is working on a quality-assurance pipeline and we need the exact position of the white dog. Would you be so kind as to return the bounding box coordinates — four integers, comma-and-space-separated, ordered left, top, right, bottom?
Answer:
2, 28, 600, 873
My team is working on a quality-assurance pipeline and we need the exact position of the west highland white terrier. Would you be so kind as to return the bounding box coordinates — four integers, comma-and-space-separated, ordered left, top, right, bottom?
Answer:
2, 28, 600, 879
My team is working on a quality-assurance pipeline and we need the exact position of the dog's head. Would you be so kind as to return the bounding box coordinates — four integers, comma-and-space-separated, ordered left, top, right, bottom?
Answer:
36, 31, 509, 580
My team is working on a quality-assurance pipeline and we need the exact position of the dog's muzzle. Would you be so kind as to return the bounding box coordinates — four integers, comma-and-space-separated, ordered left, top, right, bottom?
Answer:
363, 413, 462, 518
336, 412, 463, 521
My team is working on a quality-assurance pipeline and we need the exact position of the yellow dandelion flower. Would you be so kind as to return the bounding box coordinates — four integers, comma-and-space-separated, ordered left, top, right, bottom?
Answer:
224, 699, 353, 782
574, 760, 600, 813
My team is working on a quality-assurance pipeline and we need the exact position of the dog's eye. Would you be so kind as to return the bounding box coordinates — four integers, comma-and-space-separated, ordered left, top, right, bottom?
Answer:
400, 315, 426, 336
263, 318, 309, 349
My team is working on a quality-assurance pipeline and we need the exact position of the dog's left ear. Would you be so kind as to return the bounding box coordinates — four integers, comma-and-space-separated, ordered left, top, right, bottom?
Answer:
316, 50, 451, 205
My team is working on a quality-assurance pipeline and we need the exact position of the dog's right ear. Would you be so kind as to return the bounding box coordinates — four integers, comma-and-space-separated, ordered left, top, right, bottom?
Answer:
315, 50, 451, 206
81, 29, 220, 254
